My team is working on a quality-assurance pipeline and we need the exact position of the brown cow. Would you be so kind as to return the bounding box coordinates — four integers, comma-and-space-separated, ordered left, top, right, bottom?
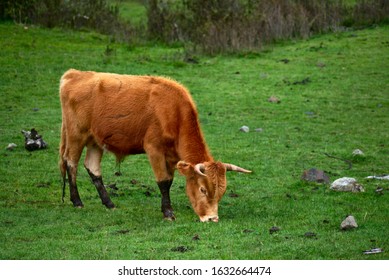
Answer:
59, 69, 251, 222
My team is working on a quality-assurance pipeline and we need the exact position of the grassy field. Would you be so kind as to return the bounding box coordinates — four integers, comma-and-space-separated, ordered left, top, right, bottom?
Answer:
0, 21, 388, 260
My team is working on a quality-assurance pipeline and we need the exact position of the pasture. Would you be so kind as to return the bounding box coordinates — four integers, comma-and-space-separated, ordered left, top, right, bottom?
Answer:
0, 22, 388, 259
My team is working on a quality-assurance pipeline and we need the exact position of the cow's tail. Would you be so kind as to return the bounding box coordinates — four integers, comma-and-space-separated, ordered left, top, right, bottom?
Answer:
59, 121, 67, 203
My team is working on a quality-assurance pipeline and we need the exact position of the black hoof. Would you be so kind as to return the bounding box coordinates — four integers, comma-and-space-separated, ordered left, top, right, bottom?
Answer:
163, 209, 176, 221
72, 200, 84, 208
104, 201, 115, 209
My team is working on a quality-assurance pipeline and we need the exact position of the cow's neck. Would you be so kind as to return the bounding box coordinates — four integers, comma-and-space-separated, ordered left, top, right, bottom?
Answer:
178, 122, 213, 164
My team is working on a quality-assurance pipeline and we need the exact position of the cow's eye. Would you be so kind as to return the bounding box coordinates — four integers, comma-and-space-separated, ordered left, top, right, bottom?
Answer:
199, 186, 207, 196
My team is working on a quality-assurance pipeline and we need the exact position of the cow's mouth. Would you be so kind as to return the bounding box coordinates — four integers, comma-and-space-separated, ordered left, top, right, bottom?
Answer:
200, 215, 219, 222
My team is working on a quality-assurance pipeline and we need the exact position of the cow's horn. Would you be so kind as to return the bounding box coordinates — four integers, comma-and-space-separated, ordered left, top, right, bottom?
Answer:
224, 163, 252, 173
194, 163, 207, 177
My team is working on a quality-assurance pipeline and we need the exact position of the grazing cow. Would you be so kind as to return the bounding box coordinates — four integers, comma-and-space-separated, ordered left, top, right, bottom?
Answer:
59, 69, 251, 222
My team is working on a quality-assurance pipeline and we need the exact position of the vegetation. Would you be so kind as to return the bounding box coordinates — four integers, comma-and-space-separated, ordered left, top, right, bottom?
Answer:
1, 17, 388, 259
2, 0, 389, 54
147, 0, 389, 54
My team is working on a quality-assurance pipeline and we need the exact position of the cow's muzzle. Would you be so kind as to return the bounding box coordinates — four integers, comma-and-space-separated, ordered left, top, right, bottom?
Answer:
200, 215, 219, 223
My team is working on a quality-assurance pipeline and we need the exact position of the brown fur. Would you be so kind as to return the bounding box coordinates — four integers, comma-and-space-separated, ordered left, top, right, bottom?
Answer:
59, 69, 247, 221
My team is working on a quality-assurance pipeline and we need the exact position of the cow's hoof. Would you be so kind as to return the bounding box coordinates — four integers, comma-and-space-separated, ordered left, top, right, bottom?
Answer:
104, 201, 115, 209
163, 209, 176, 221
72, 200, 84, 208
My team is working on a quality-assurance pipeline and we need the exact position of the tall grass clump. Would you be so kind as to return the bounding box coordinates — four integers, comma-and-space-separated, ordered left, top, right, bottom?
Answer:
1, 0, 144, 43
2, 0, 388, 54
146, 0, 389, 54
146, 0, 347, 54
352, 0, 389, 26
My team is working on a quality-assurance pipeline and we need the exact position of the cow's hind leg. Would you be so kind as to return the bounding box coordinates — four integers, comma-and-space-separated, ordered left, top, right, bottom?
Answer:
60, 122, 88, 207
65, 162, 83, 207
84, 144, 115, 209
65, 155, 84, 208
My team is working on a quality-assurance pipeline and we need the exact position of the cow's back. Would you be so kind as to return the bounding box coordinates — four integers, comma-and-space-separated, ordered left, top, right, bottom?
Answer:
60, 69, 198, 157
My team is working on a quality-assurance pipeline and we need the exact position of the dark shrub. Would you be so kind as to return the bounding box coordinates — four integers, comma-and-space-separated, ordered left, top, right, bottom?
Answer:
146, 0, 389, 54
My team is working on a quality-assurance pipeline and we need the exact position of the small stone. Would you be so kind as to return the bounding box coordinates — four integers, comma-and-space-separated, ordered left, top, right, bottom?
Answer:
269, 226, 280, 234
366, 175, 389, 180
6, 143, 17, 150
280, 58, 290, 64
171, 246, 188, 253
144, 190, 152, 197
192, 234, 200, 241
340, 215, 358, 230
36, 182, 51, 188
375, 187, 384, 195
305, 111, 315, 116
304, 232, 317, 238
239, 126, 250, 133
21, 128, 47, 151
268, 96, 281, 103
352, 149, 364, 156
115, 229, 130, 234
301, 168, 330, 184
330, 177, 364, 192
228, 191, 239, 198
363, 248, 384, 255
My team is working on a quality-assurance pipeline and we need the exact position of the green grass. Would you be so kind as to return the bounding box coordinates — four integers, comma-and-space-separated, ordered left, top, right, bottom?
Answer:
0, 22, 388, 260
111, 0, 146, 24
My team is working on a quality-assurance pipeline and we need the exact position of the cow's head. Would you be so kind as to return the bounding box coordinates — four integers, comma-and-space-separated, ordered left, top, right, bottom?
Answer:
177, 161, 251, 222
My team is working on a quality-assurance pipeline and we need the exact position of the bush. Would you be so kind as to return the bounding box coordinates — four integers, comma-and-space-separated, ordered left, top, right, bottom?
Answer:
146, 0, 389, 54
353, 0, 389, 26
2, 0, 388, 54
1, 0, 138, 42
145, 0, 346, 54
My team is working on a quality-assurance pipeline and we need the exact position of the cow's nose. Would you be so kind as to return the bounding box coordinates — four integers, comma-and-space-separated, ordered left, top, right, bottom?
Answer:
200, 215, 219, 222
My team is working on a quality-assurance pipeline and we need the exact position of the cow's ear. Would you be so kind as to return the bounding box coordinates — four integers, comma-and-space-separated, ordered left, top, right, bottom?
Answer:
177, 161, 193, 176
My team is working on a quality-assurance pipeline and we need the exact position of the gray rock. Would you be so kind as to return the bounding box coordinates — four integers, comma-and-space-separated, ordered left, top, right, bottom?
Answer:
363, 248, 384, 255
366, 175, 389, 180
330, 177, 364, 192
268, 96, 280, 103
239, 126, 250, 133
21, 128, 47, 151
340, 215, 358, 230
269, 226, 280, 234
6, 143, 17, 150
352, 149, 364, 156
301, 168, 330, 184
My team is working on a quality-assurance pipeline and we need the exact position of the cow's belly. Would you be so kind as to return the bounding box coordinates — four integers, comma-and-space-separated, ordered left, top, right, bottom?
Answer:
95, 129, 145, 156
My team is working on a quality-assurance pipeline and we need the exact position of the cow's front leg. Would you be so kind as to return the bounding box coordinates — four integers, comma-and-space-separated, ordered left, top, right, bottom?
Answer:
146, 144, 176, 220
84, 144, 115, 209
157, 179, 175, 220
